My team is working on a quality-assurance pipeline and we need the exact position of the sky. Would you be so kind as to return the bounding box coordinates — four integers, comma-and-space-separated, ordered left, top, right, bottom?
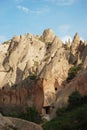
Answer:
0, 0, 87, 43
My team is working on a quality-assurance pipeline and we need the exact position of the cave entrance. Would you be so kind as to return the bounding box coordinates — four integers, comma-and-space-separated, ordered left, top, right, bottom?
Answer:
43, 106, 51, 114
55, 87, 57, 91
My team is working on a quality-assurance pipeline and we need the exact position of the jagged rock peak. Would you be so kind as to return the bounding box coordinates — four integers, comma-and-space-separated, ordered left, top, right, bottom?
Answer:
73, 32, 80, 44
71, 32, 81, 54
11, 33, 37, 43
12, 35, 21, 42
43, 28, 54, 35
41, 28, 55, 43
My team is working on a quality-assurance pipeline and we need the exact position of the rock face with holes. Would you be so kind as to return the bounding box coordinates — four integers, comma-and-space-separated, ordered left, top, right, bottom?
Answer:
50, 70, 87, 119
0, 29, 87, 117
0, 29, 65, 113
41, 47, 70, 108
0, 78, 44, 114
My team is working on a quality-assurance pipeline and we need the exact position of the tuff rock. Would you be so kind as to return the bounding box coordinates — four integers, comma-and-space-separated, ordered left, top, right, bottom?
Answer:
0, 114, 42, 130
0, 29, 87, 118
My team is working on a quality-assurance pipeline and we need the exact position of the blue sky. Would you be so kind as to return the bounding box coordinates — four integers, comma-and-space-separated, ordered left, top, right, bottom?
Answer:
0, 0, 87, 43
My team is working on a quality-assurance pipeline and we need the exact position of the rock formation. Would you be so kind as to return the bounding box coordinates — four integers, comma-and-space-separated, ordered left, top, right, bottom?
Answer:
50, 70, 87, 119
0, 114, 42, 130
0, 78, 44, 114
40, 28, 55, 43
0, 29, 87, 118
71, 32, 81, 55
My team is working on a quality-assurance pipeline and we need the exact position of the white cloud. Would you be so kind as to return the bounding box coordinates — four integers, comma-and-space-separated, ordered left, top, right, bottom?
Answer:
17, 5, 29, 13
31, 6, 50, 15
45, 0, 76, 6
58, 24, 71, 34
0, 36, 6, 44
17, 5, 50, 15
80, 37, 84, 42
61, 35, 72, 43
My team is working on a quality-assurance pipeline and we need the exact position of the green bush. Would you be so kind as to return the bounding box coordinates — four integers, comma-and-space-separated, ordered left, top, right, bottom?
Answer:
67, 64, 82, 81
56, 107, 67, 116
29, 74, 37, 80
10, 107, 41, 124
18, 107, 41, 123
68, 91, 82, 108
68, 91, 87, 109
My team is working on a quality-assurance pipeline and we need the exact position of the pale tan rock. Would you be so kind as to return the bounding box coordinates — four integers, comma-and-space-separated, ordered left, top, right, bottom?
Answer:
0, 29, 87, 117
67, 39, 71, 49
0, 33, 46, 87
0, 114, 43, 130
40, 47, 70, 108
83, 56, 87, 69
41, 28, 55, 43
71, 33, 81, 54
50, 70, 87, 119
50, 36, 62, 53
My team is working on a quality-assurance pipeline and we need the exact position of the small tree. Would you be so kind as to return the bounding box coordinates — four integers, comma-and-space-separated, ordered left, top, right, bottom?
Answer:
68, 91, 82, 108
9, 107, 41, 124
18, 107, 41, 124
67, 64, 82, 81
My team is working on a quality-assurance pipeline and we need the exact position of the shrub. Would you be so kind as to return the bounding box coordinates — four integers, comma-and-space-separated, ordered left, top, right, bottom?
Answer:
29, 74, 37, 80
10, 107, 41, 124
68, 91, 82, 109
56, 107, 67, 116
67, 64, 82, 81
18, 107, 41, 123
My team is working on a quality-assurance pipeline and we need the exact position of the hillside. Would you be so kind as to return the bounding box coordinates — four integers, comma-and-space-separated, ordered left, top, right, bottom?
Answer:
0, 29, 87, 119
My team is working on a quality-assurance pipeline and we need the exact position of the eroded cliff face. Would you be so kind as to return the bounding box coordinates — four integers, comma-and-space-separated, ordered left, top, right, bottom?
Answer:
0, 78, 44, 114
0, 29, 87, 116
0, 34, 46, 87
50, 70, 87, 119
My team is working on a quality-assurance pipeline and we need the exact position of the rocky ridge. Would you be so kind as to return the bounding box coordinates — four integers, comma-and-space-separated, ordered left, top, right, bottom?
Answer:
0, 29, 87, 119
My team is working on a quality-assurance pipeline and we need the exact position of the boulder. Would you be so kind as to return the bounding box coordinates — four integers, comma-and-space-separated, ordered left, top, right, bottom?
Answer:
0, 114, 43, 130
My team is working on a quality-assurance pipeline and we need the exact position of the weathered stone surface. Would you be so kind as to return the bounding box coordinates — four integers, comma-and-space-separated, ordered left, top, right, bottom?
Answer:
41, 28, 55, 43
34, 79, 44, 112
39, 45, 70, 108
0, 29, 87, 117
83, 56, 87, 69
50, 70, 87, 119
0, 33, 46, 88
0, 79, 44, 114
71, 33, 81, 55
9, 117, 43, 130
0, 114, 43, 130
